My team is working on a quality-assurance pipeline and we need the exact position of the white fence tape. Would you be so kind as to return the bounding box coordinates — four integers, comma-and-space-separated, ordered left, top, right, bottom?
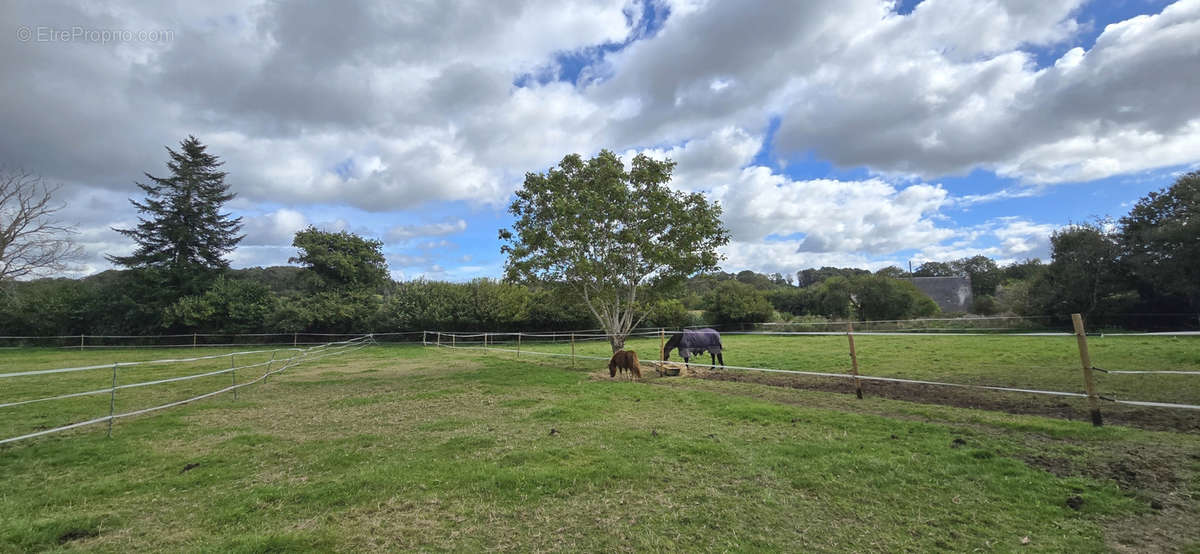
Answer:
425, 329, 1200, 340
0, 347, 306, 379
0, 336, 374, 446
1100, 370, 1200, 375
430, 332, 1200, 411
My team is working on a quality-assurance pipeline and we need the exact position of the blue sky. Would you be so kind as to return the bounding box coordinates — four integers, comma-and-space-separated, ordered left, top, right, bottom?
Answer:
4, 0, 1198, 280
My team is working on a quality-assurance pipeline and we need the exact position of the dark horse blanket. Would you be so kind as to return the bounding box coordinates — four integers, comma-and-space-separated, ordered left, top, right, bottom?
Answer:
678, 328, 723, 357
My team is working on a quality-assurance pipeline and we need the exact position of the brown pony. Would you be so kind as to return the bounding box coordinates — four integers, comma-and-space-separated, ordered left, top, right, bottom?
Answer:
608, 350, 642, 380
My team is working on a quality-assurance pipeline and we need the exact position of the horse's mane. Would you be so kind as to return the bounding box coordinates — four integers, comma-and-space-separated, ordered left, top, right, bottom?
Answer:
609, 350, 641, 379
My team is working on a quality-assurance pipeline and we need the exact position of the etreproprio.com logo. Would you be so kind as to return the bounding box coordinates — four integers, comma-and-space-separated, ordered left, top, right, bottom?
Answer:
17, 25, 174, 44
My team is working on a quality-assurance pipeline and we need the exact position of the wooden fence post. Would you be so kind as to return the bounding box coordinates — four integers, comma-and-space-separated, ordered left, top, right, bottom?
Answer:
570, 333, 576, 369
517, 333, 521, 359
847, 322, 863, 399
1072, 313, 1103, 426
293, 332, 298, 347
80, 334, 85, 351
660, 328, 665, 362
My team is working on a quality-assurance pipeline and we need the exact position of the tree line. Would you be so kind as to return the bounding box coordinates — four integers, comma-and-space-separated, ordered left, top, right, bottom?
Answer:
2, 138, 1196, 337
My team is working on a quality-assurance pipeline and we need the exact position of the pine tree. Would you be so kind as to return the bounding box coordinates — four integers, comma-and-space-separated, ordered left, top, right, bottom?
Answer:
109, 136, 244, 294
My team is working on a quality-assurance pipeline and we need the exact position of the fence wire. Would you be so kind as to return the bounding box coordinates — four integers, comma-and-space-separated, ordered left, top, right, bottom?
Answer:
425, 330, 1200, 412
0, 335, 376, 446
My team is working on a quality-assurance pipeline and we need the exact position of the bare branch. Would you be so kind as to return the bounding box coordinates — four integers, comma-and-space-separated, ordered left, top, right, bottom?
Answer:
0, 167, 81, 280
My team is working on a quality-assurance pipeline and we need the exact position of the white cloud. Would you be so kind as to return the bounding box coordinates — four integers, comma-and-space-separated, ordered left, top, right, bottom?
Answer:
241, 209, 309, 246
595, 0, 1200, 184
713, 168, 953, 252
623, 126, 761, 192
912, 218, 1058, 265
719, 240, 894, 276
4, 0, 1198, 279
386, 219, 468, 241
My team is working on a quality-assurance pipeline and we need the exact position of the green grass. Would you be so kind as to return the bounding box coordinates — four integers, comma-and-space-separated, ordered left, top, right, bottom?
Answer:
485, 333, 1200, 405
0, 347, 297, 440
0, 344, 1197, 551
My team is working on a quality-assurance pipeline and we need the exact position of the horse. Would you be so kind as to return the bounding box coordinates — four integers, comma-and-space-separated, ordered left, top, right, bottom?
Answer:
663, 328, 724, 369
608, 350, 642, 380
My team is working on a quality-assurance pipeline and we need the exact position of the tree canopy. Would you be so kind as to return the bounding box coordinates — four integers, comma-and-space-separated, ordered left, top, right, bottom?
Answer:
108, 136, 243, 294
1120, 171, 1200, 309
704, 280, 773, 325
500, 150, 729, 351
1036, 222, 1128, 318
289, 227, 389, 291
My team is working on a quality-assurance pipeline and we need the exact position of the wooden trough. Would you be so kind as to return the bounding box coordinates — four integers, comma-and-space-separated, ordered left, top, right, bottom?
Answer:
649, 360, 687, 377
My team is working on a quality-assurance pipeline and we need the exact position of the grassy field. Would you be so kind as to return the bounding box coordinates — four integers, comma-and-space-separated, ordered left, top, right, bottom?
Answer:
474, 333, 1200, 405
1, 344, 1198, 551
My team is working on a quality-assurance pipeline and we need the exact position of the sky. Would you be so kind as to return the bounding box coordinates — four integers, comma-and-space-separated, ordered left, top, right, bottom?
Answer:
3, 0, 1199, 282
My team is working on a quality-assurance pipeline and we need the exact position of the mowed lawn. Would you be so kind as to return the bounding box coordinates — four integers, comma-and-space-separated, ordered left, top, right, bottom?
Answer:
0, 344, 1197, 552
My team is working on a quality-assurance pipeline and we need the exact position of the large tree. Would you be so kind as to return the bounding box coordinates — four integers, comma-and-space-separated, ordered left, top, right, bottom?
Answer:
912, 261, 956, 277
1120, 171, 1200, 309
704, 280, 773, 325
1035, 222, 1127, 318
0, 168, 79, 280
108, 136, 243, 294
500, 150, 729, 352
951, 255, 1001, 298
289, 226, 389, 291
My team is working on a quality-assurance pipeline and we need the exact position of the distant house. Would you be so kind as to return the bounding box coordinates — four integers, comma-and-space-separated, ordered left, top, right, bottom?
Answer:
911, 276, 973, 313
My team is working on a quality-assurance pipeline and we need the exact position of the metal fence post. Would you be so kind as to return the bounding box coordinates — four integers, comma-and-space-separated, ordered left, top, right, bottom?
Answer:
231, 354, 237, 401
265, 351, 276, 384
107, 362, 117, 438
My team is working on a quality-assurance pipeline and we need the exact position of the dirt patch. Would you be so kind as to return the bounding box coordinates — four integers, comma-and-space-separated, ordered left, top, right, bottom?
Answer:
587, 361, 692, 382
1019, 442, 1191, 502
57, 527, 100, 544
689, 369, 1200, 433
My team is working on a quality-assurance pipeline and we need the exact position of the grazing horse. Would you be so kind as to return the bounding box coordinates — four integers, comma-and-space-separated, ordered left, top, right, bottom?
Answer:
608, 350, 642, 380
663, 328, 724, 369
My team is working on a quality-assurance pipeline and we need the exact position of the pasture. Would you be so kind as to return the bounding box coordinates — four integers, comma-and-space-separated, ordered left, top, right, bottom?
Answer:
1, 341, 1198, 551
470, 332, 1200, 420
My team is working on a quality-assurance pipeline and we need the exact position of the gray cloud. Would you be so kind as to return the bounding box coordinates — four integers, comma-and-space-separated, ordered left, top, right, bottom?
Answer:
3, 0, 1197, 279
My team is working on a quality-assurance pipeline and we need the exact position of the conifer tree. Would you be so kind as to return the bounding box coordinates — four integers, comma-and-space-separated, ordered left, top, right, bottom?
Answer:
109, 136, 244, 294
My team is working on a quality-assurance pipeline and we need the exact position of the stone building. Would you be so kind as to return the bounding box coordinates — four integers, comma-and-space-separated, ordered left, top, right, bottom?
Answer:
911, 276, 973, 313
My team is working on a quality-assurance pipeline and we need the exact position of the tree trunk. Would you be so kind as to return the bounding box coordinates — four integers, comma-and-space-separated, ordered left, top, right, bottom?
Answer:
609, 334, 625, 353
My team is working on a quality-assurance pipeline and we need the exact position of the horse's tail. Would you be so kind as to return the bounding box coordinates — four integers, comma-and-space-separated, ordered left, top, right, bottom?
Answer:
628, 350, 641, 379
